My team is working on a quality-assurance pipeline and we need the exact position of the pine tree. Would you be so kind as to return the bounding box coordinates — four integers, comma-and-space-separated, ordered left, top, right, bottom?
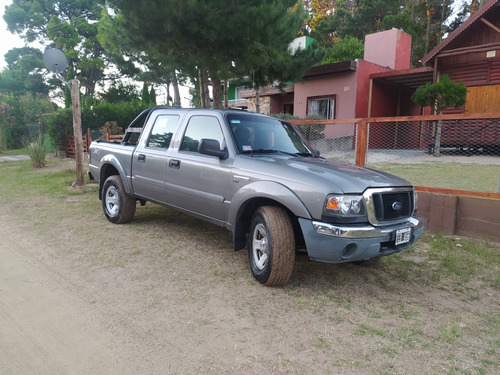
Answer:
141, 82, 150, 105
104, 0, 320, 108
149, 86, 157, 106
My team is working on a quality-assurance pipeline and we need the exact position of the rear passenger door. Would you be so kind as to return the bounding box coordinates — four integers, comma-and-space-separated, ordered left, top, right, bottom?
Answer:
165, 114, 232, 223
131, 113, 180, 203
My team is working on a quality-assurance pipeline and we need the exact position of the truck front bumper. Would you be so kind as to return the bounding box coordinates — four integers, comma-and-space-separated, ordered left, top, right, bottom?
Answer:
298, 215, 424, 263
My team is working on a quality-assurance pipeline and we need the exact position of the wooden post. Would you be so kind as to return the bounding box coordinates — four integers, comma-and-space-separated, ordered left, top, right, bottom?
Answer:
86, 127, 91, 151
498, 168, 500, 193
70, 79, 85, 186
355, 119, 368, 167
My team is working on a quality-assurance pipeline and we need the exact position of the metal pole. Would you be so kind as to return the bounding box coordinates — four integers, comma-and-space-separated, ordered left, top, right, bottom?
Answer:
70, 79, 85, 186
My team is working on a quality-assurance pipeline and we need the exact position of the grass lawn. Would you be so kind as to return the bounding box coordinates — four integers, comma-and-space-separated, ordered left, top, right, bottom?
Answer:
0, 158, 499, 374
370, 162, 500, 193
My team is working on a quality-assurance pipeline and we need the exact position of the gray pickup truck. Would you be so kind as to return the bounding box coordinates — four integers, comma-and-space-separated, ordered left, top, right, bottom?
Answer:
88, 106, 423, 286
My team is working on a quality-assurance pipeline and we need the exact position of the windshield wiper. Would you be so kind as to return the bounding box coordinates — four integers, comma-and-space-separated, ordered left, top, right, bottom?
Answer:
241, 149, 314, 157
241, 149, 278, 154
293, 151, 315, 157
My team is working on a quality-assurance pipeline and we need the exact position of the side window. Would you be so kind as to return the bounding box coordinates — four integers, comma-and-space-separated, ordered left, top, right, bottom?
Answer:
180, 116, 224, 152
147, 115, 179, 149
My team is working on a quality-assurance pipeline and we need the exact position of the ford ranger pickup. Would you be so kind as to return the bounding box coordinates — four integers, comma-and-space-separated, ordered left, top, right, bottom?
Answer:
88, 106, 423, 286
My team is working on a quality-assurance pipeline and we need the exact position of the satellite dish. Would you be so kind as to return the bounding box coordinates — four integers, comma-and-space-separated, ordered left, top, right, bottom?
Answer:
43, 48, 68, 74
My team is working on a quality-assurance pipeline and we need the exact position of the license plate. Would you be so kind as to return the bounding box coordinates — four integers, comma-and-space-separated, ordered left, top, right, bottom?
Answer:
395, 227, 412, 246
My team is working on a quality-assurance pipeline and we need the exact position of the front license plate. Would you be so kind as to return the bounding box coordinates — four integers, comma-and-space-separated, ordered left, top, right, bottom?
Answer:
395, 227, 412, 246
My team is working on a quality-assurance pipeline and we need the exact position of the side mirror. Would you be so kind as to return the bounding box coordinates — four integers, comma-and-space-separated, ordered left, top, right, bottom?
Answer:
198, 138, 228, 159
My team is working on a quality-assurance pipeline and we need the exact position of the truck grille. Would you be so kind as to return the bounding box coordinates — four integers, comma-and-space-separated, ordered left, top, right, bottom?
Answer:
364, 187, 415, 226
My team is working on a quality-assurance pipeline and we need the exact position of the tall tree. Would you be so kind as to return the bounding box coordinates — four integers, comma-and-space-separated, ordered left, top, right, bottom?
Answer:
0, 47, 50, 96
149, 86, 157, 106
100, 83, 140, 104
103, 0, 321, 108
141, 82, 150, 105
97, 13, 181, 106
321, 35, 364, 63
304, 0, 457, 66
3, 0, 113, 96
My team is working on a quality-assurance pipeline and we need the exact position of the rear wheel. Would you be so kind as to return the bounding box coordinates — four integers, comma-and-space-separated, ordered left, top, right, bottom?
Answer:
248, 206, 295, 286
102, 175, 136, 224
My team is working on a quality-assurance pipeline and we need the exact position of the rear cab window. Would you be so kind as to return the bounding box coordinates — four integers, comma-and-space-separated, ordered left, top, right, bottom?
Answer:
147, 115, 180, 149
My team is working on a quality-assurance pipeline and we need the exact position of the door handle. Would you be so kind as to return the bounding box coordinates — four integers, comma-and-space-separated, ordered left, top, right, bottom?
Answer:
138, 154, 146, 163
169, 159, 180, 169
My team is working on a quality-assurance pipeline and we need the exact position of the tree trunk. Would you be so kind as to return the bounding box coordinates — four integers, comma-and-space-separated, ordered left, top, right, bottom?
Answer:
166, 82, 171, 106
198, 68, 210, 108
434, 119, 442, 157
203, 73, 210, 108
255, 88, 261, 113
170, 71, 181, 107
425, 1, 430, 54
198, 68, 206, 108
211, 76, 223, 109
224, 80, 228, 109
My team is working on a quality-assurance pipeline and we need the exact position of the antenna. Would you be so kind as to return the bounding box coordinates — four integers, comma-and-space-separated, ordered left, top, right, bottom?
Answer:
43, 48, 68, 82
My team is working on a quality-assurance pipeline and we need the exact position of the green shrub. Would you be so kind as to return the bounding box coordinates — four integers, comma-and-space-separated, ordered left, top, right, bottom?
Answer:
47, 108, 73, 150
47, 100, 151, 150
26, 139, 46, 168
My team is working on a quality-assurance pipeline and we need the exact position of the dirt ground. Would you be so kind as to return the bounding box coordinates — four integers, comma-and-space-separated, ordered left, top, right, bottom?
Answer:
1, 160, 499, 374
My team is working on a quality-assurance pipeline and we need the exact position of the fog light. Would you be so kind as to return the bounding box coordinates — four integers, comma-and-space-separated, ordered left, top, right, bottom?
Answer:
340, 243, 358, 259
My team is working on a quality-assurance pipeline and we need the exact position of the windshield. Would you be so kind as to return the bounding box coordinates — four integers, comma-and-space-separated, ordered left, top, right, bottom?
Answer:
227, 113, 314, 156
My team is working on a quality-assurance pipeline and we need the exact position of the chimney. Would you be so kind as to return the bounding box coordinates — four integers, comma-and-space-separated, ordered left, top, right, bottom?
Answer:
363, 28, 412, 70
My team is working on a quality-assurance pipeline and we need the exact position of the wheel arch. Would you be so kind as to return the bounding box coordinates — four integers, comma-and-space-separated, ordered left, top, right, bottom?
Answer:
98, 155, 132, 200
229, 182, 311, 251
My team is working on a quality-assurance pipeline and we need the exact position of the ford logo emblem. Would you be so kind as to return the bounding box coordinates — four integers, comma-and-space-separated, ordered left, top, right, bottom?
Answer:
392, 201, 403, 211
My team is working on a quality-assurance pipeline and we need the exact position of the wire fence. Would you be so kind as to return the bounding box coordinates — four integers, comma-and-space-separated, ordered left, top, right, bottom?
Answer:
291, 113, 500, 195
67, 113, 500, 194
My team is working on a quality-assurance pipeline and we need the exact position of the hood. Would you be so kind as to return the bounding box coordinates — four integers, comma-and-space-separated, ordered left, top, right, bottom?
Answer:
236, 154, 412, 194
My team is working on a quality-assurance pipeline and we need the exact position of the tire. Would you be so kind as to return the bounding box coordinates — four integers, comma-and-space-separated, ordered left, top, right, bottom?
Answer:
248, 206, 295, 286
353, 256, 381, 267
102, 175, 136, 224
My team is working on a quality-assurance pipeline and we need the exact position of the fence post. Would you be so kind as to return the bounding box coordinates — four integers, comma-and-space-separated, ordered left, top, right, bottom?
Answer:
498, 168, 500, 193
86, 128, 91, 151
355, 119, 367, 167
64, 127, 67, 156
70, 79, 85, 187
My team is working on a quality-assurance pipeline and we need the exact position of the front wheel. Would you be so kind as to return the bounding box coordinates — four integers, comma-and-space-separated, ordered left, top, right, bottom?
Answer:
102, 175, 136, 224
248, 206, 295, 286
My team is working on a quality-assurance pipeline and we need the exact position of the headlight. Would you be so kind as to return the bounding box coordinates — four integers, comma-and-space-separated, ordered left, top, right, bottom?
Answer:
324, 194, 366, 217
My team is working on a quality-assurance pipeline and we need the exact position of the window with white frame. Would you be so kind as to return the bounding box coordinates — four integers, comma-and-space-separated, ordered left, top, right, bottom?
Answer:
308, 96, 335, 119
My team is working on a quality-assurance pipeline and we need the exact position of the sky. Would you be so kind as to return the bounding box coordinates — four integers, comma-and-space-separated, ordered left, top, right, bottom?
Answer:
0, 0, 193, 106
0, 0, 24, 69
